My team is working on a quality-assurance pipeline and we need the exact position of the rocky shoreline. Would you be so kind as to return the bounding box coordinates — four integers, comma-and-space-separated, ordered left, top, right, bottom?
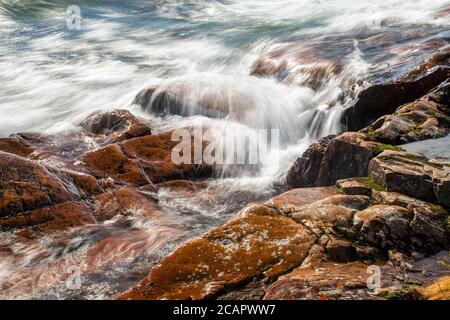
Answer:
1, 50, 450, 300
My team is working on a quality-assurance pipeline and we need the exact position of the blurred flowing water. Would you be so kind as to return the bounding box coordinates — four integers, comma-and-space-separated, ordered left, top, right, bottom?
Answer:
0, 0, 449, 299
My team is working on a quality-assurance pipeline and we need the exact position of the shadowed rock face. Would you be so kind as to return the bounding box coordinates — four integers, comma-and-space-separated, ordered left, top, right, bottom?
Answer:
342, 50, 450, 131
286, 132, 385, 188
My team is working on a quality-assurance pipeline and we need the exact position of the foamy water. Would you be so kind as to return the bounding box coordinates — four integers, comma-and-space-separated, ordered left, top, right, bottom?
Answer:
0, 0, 449, 299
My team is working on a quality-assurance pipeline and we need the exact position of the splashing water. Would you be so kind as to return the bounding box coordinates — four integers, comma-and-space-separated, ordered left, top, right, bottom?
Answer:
0, 0, 449, 299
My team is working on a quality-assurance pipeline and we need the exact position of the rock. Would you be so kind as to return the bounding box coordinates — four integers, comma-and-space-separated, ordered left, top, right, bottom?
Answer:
368, 150, 436, 202
134, 77, 251, 121
286, 135, 335, 188
117, 204, 317, 300
425, 160, 450, 208
342, 49, 450, 131
0, 151, 83, 217
362, 99, 450, 144
290, 195, 371, 233
353, 204, 449, 255
94, 187, 160, 222
317, 132, 380, 186
81, 143, 150, 185
155, 180, 207, 192
80, 109, 151, 143
265, 187, 338, 215
263, 262, 374, 300
120, 131, 211, 183
250, 48, 342, 90
0, 136, 34, 157
0, 201, 96, 232
324, 238, 358, 263
420, 276, 450, 300
82, 130, 211, 186
61, 169, 104, 197
427, 79, 450, 106
336, 178, 382, 196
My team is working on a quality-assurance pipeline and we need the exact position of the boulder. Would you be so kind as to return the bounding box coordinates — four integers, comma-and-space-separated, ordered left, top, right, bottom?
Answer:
81, 143, 150, 185
286, 132, 401, 188
133, 77, 251, 121
0, 136, 34, 157
342, 49, 450, 131
368, 150, 436, 202
0, 151, 84, 217
117, 204, 317, 300
353, 204, 449, 255
263, 262, 374, 300
335, 177, 384, 196
316, 132, 380, 186
286, 135, 335, 188
81, 130, 211, 185
80, 109, 151, 143
362, 99, 450, 144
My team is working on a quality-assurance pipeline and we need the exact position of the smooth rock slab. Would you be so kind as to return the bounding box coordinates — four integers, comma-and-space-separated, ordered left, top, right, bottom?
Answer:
117, 204, 317, 300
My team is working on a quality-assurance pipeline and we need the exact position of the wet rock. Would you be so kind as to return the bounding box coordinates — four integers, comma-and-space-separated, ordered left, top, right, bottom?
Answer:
155, 180, 207, 192
286, 135, 335, 188
427, 79, 450, 106
81, 143, 150, 185
0, 201, 96, 232
368, 150, 436, 202
249, 43, 343, 90
80, 109, 151, 143
342, 49, 450, 131
61, 169, 104, 197
134, 79, 250, 121
0, 136, 34, 157
0, 151, 83, 217
117, 204, 317, 300
94, 187, 160, 222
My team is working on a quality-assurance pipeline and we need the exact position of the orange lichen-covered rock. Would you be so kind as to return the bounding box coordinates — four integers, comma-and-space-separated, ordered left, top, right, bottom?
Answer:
81, 143, 150, 185
0, 201, 96, 232
117, 204, 317, 300
0, 151, 82, 217
263, 262, 373, 300
0, 136, 34, 157
81, 130, 211, 185
265, 187, 337, 215
94, 187, 160, 222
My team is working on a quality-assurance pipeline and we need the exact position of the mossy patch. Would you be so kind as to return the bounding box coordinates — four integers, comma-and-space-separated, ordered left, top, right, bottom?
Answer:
333, 186, 346, 195
354, 177, 386, 192
372, 144, 403, 156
